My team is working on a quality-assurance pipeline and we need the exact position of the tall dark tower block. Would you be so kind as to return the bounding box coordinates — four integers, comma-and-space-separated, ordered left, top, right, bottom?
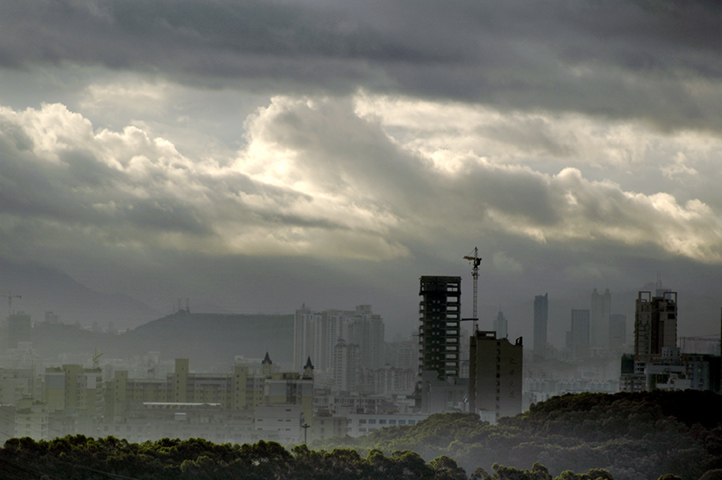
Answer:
634, 291, 677, 360
533, 293, 548, 360
419, 276, 461, 380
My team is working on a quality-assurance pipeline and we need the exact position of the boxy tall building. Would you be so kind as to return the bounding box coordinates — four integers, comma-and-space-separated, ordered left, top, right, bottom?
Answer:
418, 276, 461, 380
533, 294, 548, 360
635, 291, 677, 360
468, 331, 523, 423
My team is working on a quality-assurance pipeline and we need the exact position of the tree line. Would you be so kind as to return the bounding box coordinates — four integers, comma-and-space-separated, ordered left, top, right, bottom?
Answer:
3, 390, 722, 479
315, 390, 722, 480
0, 435, 623, 480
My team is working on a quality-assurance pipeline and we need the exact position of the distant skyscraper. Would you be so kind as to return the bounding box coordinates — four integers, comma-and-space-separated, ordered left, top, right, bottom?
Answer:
419, 276, 461, 380
468, 331, 523, 423
348, 305, 385, 370
293, 304, 319, 372
591, 288, 612, 350
533, 294, 548, 359
494, 310, 508, 339
609, 314, 627, 351
634, 291, 678, 359
570, 309, 590, 358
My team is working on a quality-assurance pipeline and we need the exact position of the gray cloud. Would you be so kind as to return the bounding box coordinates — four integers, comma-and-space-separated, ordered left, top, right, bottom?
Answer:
1, 1, 720, 130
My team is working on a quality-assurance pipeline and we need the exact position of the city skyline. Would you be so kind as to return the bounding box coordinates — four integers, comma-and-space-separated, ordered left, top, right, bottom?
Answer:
1, 1, 721, 342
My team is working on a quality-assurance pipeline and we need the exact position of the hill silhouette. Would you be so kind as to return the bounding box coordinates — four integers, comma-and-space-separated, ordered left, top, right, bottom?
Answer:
30, 311, 294, 369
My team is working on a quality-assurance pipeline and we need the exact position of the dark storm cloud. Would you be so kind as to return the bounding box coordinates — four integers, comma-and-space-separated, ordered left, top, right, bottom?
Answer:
1, 0, 720, 129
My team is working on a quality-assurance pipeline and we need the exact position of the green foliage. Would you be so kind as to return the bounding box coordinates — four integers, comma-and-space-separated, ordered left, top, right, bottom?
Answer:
316, 390, 722, 480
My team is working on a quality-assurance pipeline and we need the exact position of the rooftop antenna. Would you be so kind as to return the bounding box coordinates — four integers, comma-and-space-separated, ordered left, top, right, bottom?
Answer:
463, 247, 482, 332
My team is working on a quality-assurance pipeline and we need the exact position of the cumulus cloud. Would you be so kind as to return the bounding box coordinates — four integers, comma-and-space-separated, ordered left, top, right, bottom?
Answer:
0, 101, 413, 264
5, 95, 721, 274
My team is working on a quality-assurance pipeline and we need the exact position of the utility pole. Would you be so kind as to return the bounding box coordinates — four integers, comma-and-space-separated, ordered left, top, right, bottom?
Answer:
301, 423, 310, 444
463, 248, 482, 332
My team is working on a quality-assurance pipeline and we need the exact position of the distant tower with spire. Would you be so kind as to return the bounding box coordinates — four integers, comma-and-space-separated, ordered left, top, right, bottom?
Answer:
303, 356, 314, 379
262, 351, 273, 378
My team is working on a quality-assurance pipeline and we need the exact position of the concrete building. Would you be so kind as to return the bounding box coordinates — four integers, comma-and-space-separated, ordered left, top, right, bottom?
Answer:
468, 331, 523, 423
293, 304, 385, 386
591, 288, 611, 350
0, 367, 41, 405
417, 276, 467, 414
348, 306, 385, 370
418, 276, 461, 380
44, 364, 104, 416
619, 291, 720, 393
533, 294, 548, 360
254, 404, 304, 444
332, 339, 360, 393
634, 291, 678, 360
362, 365, 416, 396
8, 398, 49, 440
345, 412, 427, 437
310, 411, 348, 441
293, 305, 322, 373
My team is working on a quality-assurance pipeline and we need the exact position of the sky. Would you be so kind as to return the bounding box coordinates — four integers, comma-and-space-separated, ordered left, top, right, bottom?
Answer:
1, 0, 721, 343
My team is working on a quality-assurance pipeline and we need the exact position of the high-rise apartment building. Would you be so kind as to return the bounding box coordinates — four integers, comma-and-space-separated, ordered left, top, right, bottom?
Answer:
293, 305, 321, 372
348, 305, 385, 370
533, 294, 548, 359
634, 291, 677, 359
293, 304, 384, 378
418, 276, 461, 380
333, 339, 361, 392
591, 288, 612, 350
468, 331, 523, 423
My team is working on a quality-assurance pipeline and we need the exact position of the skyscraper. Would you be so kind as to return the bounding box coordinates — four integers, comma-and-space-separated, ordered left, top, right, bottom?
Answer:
418, 276, 461, 380
570, 309, 591, 358
591, 288, 612, 350
533, 294, 548, 359
494, 310, 508, 339
634, 291, 677, 359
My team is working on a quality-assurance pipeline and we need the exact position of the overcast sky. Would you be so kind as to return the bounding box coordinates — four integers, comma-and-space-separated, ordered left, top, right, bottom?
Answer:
1, 0, 721, 342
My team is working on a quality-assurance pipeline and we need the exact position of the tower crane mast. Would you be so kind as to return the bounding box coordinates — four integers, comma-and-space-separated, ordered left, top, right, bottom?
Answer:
463, 247, 482, 332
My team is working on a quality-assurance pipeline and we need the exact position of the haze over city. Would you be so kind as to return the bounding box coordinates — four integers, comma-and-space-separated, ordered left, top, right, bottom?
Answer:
1, 0, 721, 344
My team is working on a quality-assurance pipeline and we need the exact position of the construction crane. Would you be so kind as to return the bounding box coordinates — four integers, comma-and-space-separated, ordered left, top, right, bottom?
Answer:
6, 291, 21, 318
93, 347, 103, 369
463, 247, 482, 332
